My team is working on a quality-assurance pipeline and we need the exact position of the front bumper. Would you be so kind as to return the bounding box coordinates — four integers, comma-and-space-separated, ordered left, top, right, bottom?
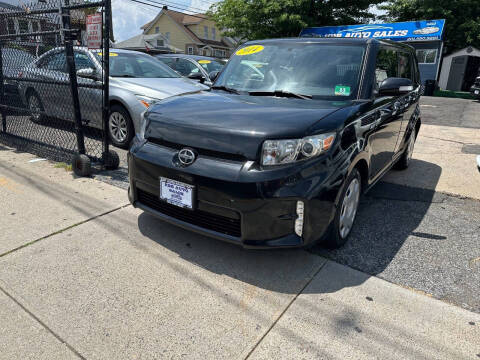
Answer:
128, 141, 343, 248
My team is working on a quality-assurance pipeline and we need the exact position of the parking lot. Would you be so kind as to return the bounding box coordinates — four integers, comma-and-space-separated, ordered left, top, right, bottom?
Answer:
1, 96, 480, 359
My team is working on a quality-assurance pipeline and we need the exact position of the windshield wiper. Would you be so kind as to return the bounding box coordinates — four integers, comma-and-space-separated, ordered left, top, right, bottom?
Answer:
114, 74, 138, 78
249, 90, 312, 100
211, 85, 241, 94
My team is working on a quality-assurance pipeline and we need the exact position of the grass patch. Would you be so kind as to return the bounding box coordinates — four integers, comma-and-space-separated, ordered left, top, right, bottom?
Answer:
54, 162, 73, 172
433, 89, 474, 100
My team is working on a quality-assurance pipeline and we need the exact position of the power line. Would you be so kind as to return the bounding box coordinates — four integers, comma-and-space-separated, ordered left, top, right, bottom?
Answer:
127, 0, 209, 20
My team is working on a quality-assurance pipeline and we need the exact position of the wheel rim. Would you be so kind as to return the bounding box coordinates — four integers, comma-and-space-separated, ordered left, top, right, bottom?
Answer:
29, 96, 41, 121
339, 177, 360, 239
109, 112, 128, 143
406, 129, 416, 162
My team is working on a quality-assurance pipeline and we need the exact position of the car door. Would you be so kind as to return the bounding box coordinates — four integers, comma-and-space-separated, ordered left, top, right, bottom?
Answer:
368, 46, 404, 179
74, 50, 102, 129
395, 51, 419, 153
31, 51, 70, 119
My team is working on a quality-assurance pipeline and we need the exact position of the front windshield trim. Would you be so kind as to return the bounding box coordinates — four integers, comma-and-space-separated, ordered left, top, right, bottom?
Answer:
214, 43, 367, 101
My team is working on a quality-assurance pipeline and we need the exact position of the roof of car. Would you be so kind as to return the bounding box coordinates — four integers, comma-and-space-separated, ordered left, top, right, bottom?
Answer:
242, 37, 415, 51
155, 54, 221, 61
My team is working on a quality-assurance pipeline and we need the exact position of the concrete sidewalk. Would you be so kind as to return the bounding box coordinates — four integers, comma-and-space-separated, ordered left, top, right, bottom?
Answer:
0, 147, 479, 359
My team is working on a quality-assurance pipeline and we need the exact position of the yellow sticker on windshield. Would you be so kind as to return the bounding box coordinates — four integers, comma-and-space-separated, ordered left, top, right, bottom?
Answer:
236, 45, 264, 56
198, 60, 211, 64
97, 52, 118, 57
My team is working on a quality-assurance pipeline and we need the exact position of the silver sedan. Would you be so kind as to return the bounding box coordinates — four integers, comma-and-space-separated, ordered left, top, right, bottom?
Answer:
18, 48, 208, 148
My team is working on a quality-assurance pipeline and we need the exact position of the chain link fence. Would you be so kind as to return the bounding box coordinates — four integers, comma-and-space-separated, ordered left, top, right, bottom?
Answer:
0, 0, 117, 176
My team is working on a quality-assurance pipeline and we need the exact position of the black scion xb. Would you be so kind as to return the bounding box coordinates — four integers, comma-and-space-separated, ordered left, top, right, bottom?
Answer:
128, 38, 421, 249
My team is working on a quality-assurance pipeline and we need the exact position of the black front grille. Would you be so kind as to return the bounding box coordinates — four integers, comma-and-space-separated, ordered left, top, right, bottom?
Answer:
137, 189, 242, 238
147, 138, 248, 163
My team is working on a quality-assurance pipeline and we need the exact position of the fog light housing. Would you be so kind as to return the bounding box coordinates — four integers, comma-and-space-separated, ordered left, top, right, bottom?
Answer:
295, 201, 304, 237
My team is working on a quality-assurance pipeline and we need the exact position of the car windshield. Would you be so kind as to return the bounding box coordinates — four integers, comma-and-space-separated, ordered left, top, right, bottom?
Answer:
215, 43, 366, 99
94, 52, 179, 78
196, 59, 225, 73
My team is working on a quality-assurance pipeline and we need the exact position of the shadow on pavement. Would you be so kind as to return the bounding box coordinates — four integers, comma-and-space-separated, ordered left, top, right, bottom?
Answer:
137, 158, 441, 294
310, 159, 442, 276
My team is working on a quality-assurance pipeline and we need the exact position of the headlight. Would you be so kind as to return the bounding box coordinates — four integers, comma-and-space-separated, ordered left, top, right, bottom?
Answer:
135, 95, 160, 108
261, 133, 336, 166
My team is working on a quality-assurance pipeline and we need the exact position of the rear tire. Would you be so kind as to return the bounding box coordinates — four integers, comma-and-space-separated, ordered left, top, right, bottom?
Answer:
108, 105, 134, 149
394, 128, 416, 170
323, 168, 362, 249
27, 92, 45, 124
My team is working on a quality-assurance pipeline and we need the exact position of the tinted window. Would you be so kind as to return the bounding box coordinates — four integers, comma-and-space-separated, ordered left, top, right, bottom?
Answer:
95, 52, 179, 78
398, 53, 413, 81
74, 52, 94, 70
375, 48, 397, 86
174, 59, 198, 76
39, 52, 66, 72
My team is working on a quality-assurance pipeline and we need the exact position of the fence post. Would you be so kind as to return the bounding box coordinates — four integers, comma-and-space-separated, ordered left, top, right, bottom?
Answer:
102, 0, 111, 164
61, 0, 86, 155
0, 42, 6, 133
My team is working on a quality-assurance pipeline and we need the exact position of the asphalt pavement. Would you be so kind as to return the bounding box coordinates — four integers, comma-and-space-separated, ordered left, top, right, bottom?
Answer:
92, 96, 480, 314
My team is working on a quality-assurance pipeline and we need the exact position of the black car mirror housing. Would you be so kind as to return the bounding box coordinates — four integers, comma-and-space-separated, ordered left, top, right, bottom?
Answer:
378, 77, 414, 96
187, 72, 206, 83
209, 70, 220, 82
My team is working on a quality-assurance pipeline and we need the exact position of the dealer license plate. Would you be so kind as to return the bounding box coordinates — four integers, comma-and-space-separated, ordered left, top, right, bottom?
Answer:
475, 90, 479, 95
159, 177, 194, 209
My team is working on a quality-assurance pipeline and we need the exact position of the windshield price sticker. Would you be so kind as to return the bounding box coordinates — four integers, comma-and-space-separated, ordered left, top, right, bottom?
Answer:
198, 60, 211, 64
236, 45, 264, 56
335, 85, 351, 96
97, 52, 118, 57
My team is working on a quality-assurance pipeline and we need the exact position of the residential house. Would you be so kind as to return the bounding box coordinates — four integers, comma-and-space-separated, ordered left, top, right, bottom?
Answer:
0, 1, 61, 46
140, 6, 235, 58
115, 33, 183, 53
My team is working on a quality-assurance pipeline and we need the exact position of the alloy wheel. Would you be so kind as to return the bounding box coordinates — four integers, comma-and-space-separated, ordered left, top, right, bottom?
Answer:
29, 95, 41, 121
109, 111, 128, 143
339, 177, 361, 239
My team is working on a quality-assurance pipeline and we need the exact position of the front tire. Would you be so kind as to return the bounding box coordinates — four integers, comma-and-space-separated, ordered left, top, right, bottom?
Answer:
394, 128, 416, 170
27, 92, 45, 124
108, 104, 134, 149
323, 169, 362, 249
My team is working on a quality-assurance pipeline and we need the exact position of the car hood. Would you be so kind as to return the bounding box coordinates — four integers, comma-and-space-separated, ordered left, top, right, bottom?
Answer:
111, 77, 207, 100
145, 91, 354, 160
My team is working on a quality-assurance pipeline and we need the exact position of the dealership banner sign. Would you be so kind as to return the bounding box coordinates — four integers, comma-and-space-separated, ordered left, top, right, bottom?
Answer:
300, 19, 445, 42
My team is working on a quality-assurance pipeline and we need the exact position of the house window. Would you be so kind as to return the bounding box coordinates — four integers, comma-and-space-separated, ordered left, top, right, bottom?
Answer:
203, 26, 208, 39
155, 26, 159, 34
214, 49, 226, 58
165, 32, 170, 42
156, 39, 164, 47
416, 49, 437, 64
187, 46, 194, 55
211, 27, 216, 40
18, 20, 29, 33
6, 19, 16, 35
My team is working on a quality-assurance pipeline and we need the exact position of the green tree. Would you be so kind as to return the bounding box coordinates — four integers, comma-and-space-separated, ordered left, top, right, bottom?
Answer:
209, 0, 382, 41
380, 0, 480, 53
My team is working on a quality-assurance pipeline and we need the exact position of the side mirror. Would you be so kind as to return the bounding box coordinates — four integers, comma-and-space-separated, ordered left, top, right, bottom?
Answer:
187, 72, 205, 83
77, 68, 98, 80
378, 77, 414, 96
209, 70, 220, 82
